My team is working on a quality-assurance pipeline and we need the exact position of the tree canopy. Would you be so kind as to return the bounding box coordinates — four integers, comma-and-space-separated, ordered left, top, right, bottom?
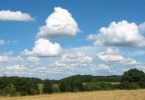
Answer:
121, 68, 145, 89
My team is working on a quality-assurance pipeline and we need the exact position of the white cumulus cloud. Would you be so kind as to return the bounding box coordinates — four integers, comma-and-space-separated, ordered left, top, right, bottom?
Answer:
24, 7, 79, 57
49, 52, 93, 69
90, 20, 145, 47
97, 48, 139, 65
37, 7, 79, 39
0, 10, 34, 21
24, 38, 62, 57
62, 52, 93, 63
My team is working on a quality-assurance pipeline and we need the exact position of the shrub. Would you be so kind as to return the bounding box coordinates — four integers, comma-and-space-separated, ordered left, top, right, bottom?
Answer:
83, 82, 118, 91
53, 84, 60, 93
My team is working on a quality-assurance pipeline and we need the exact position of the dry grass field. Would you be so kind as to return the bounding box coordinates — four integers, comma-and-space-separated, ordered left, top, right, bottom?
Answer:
0, 89, 145, 100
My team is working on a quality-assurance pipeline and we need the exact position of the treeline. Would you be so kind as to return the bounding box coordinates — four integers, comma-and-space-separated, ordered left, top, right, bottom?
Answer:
0, 68, 145, 96
62, 75, 121, 82
0, 77, 42, 96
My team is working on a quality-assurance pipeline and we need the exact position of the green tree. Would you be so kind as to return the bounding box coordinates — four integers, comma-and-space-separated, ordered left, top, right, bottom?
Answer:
2, 83, 17, 96
121, 68, 145, 89
0, 78, 8, 89
14, 78, 39, 96
59, 80, 68, 92
59, 79, 83, 92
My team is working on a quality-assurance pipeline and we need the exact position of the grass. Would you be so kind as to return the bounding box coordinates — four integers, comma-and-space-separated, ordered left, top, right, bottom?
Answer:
0, 89, 145, 100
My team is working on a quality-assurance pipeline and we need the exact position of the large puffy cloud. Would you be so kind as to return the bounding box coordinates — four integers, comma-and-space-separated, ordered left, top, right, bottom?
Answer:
97, 48, 139, 65
0, 10, 34, 21
24, 7, 79, 57
37, 7, 79, 39
89, 20, 145, 47
24, 38, 62, 57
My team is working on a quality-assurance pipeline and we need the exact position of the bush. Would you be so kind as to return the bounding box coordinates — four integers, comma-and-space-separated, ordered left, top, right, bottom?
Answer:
0, 84, 18, 96
83, 82, 118, 91
53, 84, 60, 93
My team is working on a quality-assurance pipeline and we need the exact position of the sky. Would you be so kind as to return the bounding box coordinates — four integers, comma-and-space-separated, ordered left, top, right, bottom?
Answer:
0, 0, 145, 79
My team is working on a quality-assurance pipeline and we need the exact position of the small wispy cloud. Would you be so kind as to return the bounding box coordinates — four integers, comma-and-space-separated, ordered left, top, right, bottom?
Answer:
0, 10, 34, 21
0, 39, 6, 46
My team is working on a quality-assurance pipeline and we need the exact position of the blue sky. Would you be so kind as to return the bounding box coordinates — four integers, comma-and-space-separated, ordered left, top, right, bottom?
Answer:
0, 0, 145, 79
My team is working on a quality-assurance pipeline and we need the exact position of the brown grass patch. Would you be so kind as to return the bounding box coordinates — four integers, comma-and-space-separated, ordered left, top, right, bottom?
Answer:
0, 89, 145, 100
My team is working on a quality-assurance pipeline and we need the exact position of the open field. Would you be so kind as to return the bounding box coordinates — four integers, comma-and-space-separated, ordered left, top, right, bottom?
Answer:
0, 89, 145, 100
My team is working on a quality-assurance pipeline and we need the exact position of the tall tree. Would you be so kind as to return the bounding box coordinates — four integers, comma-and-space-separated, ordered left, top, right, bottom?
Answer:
121, 68, 145, 89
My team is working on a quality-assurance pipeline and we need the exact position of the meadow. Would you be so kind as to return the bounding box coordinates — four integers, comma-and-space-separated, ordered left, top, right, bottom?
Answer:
0, 89, 145, 100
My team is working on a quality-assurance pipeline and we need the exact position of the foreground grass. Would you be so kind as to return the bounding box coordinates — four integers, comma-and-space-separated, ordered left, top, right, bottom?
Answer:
0, 89, 145, 100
